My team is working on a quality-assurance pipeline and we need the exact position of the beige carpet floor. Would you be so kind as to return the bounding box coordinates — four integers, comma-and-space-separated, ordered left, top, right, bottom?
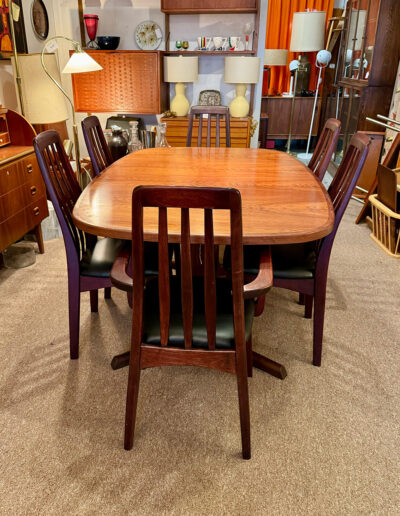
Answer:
0, 201, 399, 516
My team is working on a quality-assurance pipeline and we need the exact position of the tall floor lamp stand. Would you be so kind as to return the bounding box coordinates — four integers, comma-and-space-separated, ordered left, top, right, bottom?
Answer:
286, 58, 300, 154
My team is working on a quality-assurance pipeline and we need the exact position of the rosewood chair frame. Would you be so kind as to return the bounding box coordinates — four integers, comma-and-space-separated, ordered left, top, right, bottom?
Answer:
308, 118, 341, 181
82, 115, 113, 177
34, 130, 116, 359
111, 186, 273, 459
274, 132, 370, 366
186, 106, 231, 148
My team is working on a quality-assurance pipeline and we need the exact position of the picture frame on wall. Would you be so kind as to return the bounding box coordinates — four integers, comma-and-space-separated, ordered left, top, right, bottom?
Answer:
0, 0, 28, 59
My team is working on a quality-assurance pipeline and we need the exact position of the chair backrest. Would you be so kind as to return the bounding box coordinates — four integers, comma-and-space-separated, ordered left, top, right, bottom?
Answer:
308, 118, 341, 181
318, 132, 370, 259
131, 186, 244, 349
81, 115, 113, 177
186, 106, 231, 148
34, 130, 87, 263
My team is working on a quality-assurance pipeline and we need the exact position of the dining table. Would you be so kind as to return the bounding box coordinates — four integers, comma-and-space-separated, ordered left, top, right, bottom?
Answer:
72, 147, 335, 379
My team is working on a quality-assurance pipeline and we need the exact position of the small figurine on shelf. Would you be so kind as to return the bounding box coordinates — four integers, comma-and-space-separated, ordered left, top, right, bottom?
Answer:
127, 121, 143, 153
155, 123, 171, 148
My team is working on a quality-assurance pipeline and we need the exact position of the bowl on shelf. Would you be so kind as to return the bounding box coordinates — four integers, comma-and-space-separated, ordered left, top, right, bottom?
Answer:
97, 36, 120, 50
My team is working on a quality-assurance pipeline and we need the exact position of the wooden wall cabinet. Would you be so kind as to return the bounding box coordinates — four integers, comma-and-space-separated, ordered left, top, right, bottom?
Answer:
261, 97, 322, 140
71, 51, 168, 114
161, 116, 251, 147
161, 0, 257, 13
0, 109, 48, 253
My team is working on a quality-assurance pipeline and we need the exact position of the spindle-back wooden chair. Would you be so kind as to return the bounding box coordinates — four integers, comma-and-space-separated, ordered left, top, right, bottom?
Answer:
82, 115, 113, 177
111, 185, 273, 459
34, 130, 123, 359
186, 106, 231, 148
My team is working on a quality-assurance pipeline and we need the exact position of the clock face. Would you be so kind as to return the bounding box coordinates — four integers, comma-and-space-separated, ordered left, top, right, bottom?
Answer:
31, 0, 49, 40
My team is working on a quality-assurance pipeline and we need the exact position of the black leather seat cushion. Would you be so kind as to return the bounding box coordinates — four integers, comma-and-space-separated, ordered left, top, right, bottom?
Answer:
80, 237, 124, 278
225, 244, 317, 279
272, 243, 317, 279
143, 277, 255, 350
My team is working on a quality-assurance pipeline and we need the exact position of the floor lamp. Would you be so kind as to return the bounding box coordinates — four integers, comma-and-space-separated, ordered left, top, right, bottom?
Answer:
40, 37, 102, 185
263, 49, 288, 97
286, 11, 326, 154
297, 49, 331, 161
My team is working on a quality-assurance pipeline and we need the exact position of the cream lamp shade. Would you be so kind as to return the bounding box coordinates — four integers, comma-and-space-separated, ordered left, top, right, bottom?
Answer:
163, 56, 198, 116
349, 10, 367, 51
290, 11, 326, 52
11, 53, 69, 124
264, 49, 288, 66
62, 50, 103, 74
224, 56, 260, 118
164, 56, 198, 83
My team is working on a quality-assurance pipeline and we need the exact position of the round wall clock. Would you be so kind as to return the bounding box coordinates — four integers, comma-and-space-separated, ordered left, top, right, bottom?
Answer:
31, 0, 49, 41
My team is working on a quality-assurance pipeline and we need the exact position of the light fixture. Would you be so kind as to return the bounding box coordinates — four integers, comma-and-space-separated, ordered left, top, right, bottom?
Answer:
224, 56, 260, 118
164, 56, 198, 117
263, 49, 288, 97
287, 11, 326, 153
297, 49, 332, 161
40, 36, 102, 184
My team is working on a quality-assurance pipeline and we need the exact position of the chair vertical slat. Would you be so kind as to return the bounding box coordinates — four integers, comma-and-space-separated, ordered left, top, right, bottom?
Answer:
207, 116, 211, 147
158, 207, 170, 347
186, 113, 194, 147
204, 209, 216, 349
225, 111, 231, 148
180, 207, 193, 348
216, 115, 220, 148
198, 116, 203, 147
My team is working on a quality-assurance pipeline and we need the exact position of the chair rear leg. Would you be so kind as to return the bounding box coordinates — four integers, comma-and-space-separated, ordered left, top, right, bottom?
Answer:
104, 287, 111, 299
313, 279, 327, 367
299, 293, 305, 305
254, 295, 266, 316
236, 347, 251, 459
304, 295, 313, 319
124, 346, 142, 450
90, 289, 98, 312
68, 277, 80, 359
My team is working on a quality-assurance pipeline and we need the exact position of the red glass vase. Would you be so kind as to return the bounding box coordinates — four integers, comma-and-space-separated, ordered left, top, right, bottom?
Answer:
83, 15, 99, 49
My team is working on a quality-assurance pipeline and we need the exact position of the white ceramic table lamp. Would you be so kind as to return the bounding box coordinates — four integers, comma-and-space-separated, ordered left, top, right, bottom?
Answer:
164, 56, 198, 116
224, 56, 260, 118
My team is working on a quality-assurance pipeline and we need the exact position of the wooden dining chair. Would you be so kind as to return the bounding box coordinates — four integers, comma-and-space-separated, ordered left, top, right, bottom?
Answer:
186, 106, 231, 148
308, 118, 341, 181
110, 185, 273, 459
81, 115, 113, 177
272, 132, 370, 366
34, 130, 124, 359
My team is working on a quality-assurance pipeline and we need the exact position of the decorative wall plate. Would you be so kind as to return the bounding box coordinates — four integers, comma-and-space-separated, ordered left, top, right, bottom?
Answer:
134, 20, 162, 50
31, 0, 49, 40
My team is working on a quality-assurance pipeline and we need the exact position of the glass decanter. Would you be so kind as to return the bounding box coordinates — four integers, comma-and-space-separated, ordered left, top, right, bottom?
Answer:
127, 121, 143, 153
155, 122, 170, 148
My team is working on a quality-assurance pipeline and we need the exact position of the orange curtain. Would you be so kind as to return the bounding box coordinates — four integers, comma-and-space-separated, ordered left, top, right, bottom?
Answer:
264, 0, 334, 96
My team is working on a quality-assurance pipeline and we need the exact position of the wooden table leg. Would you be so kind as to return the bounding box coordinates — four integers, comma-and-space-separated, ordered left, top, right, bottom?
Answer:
111, 349, 287, 380
252, 352, 287, 380
33, 224, 45, 254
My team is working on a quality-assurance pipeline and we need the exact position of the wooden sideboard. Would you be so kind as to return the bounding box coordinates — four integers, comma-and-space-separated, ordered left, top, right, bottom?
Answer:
0, 109, 48, 253
161, 116, 251, 147
260, 96, 322, 140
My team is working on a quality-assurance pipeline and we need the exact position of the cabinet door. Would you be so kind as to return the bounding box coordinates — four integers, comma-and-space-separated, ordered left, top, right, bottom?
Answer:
161, 0, 257, 13
71, 51, 167, 114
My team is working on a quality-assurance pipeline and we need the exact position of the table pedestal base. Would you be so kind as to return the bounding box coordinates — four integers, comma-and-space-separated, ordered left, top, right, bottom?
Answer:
111, 350, 287, 380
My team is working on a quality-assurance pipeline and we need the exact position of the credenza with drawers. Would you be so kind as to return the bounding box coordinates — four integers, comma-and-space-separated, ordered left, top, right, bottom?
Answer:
0, 108, 48, 253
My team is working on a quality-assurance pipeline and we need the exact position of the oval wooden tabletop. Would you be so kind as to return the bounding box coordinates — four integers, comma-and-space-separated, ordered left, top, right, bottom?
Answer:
72, 147, 334, 244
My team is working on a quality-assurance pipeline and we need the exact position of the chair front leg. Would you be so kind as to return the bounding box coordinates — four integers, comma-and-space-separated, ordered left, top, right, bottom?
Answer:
68, 275, 80, 359
90, 289, 98, 312
235, 340, 251, 460
104, 287, 111, 299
